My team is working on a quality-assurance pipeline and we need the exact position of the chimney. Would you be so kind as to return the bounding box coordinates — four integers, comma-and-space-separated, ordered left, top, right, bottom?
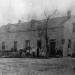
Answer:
67, 10, 71, 19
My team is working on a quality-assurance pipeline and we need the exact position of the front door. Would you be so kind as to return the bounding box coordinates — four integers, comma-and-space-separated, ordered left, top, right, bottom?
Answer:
50, 39, 56, 57
37, 40, 41, 49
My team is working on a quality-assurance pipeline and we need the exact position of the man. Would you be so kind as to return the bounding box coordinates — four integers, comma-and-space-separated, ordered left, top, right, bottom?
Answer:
37, 47, 40, 57
32, 47, 36, 57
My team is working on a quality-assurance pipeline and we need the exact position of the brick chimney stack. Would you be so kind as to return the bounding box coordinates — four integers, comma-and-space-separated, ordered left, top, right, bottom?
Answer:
67, 10, 71, 19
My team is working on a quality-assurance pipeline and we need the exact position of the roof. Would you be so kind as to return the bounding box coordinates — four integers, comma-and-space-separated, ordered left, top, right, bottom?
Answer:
0, 16, 69, 33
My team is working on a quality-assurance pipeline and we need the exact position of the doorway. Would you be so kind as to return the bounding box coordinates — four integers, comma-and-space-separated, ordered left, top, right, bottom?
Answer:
37, 40, 41, 49
50, 39, 56, 57
37, 40, 42, 57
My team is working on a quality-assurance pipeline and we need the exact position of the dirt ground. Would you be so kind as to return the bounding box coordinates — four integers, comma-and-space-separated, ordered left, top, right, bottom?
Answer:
0, 57, 75, 75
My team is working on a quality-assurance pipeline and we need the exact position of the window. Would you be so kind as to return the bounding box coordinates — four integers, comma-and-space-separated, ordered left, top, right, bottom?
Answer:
30, 19, 36, 29
68, 39, 71, 48
25, 40, 30, 49
74, 42, 75, 53
14, 41, 17, 51
73, 23, 75, 32
2, 41, 5, 50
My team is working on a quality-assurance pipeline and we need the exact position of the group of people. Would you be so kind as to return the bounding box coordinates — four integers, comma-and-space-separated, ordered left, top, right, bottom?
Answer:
19, 47, 41, 57
19, 45, 63, 57
55, 45, 63, 57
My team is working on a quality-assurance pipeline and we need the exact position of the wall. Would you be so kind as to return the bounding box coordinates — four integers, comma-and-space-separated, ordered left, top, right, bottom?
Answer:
63, 16, 75, 56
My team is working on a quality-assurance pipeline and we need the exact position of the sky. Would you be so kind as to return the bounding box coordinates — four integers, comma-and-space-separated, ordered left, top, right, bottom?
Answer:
0, 0, 75, 26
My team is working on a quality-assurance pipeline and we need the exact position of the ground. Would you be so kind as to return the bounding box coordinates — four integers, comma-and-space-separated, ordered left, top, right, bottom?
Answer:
0, 57, 75, 75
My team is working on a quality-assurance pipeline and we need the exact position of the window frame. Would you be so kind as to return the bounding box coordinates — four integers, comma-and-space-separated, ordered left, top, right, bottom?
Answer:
73, 22, 75, 32
25, 40, 31, 49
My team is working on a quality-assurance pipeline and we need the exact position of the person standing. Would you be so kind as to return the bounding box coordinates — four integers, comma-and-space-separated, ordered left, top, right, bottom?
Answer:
37, 47, 40, 57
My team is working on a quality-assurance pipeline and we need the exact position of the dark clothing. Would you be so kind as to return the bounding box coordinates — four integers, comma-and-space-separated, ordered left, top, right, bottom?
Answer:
37, 48, 39, 57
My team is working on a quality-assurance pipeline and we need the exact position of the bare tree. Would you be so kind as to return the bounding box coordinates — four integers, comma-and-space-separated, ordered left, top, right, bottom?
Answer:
43, 9, 57, 57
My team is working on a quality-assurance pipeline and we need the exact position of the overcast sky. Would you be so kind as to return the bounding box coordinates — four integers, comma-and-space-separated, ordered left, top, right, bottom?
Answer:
0, 0, 75, 26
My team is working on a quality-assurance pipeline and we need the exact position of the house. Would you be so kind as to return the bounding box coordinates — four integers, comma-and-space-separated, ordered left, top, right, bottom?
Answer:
0, 11, 73, 57
63, 16, 75, 56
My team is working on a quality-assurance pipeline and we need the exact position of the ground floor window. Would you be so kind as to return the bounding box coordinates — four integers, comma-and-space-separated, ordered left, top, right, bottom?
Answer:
73, 42, 75, 53
14, 41, 17, 51
25, 40, 31, 49
2, 41, 5, 50
68, 39, 71, 48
